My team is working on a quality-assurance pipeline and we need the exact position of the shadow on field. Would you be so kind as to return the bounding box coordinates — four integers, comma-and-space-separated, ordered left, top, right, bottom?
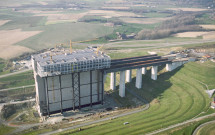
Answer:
124, 65, 184, 105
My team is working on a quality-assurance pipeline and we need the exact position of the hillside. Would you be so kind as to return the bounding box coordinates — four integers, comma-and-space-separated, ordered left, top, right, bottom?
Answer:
55, 61, 215, 135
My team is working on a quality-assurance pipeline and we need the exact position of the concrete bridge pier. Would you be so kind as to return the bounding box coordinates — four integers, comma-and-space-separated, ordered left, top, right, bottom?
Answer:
119, 70, 126, 97
110, 72, 116, 90
136, 68, 142, 89
142, 67, 147, 74
151, 66, 158, 80
166, 63, 172, 71
126, 70, 132, 82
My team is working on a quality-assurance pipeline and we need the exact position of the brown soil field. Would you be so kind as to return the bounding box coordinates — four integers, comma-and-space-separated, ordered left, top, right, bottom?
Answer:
174, 31, 215, 39
105, 0, 124, 4
101, 7, 130, 10
120, 17, 171, 24
88, 10, 142, 18
0, 20, 10, 26
0, 29, 41, 59
200, 25, 215, 30
37, 1, 48, 5
0, 29, 42, 45
203, 31, 215, 40
33, 9, 142, 23
132, 4, 147, 7
36, 12, 87, 23
167, 8, 208, 11
0, 45, 33, 59
17, 9, 62, 14
174, 32, 209, 38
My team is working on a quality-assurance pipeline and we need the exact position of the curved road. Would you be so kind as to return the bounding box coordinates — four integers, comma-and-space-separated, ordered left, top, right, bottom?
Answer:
81, 39, 215, 50
0, 85, 34, 92
146, 113, 215, 135
0, 68, 32, 79
192, 120, 215, 135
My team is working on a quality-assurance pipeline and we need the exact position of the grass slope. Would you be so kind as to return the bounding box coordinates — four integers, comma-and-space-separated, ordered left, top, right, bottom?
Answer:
0, 71, 34, 89
0, 125, 15, 135
159, 115, 215, 135
198, 122, 215, 135
56, 61, 214, 135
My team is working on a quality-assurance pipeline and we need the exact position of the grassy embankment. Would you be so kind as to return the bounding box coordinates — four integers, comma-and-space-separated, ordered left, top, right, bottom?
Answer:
1, 45, 215, 135
0, 59, 11, 75
0, 71, 34, 89
51, 61, 215, 135
197, 122, 215, 135
159, 116, 215, 135
0, 125, 15, 135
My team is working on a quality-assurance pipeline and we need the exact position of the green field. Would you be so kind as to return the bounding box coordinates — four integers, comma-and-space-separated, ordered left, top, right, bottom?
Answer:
16, 22, 113, 50
0, 9, 113, 51
54, 61, 214, 135
197, 122, 215, 135
107, 50, 148, 59
0, 71, 34, 89
158, 115, 215, 135
0, 125, 15, 135
109, 37, 203, 46
195, 13, 215, 25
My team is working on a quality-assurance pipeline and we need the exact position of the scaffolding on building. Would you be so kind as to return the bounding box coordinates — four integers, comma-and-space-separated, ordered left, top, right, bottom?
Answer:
32, 47, 111, 77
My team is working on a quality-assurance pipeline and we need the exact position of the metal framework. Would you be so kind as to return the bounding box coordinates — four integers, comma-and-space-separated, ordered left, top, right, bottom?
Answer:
41, 72, 103, 116
32, 48, 111, 77
72, 72, 80, 110
105, 55, 172, 73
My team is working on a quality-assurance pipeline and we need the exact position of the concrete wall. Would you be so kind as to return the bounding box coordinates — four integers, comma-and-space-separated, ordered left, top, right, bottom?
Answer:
35, 70, 103, 115
126, 70, 132, 83
32, 58, 47, 116
110, 72, 116, 90
151, 66, 158, 80
119, 71, 125, 97
136, 68, 142, 89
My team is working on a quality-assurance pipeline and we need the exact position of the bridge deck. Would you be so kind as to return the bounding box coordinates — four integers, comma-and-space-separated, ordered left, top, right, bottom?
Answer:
105, 54, 171, 73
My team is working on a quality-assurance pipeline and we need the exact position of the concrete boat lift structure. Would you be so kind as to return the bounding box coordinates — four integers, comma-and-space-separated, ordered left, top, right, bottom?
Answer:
32, 47, 188, 116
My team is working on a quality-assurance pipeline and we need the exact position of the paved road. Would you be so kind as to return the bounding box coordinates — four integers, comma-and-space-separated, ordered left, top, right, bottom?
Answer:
104, 39, 215, 48
145, 113, 215, 135
0, 68, 32, 79
192, 120, 215, 135
0, 85, 35, 92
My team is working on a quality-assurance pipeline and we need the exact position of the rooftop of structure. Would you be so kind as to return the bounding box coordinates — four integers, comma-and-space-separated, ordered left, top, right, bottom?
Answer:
32, 47, 110, 66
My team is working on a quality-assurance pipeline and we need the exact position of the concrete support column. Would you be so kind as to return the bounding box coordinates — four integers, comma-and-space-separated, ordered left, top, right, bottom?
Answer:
151, 66, 158, 80
126, 70, 132, 82
166, 63, 172, 71
142, 67, 147, 74
172, 63, 176, 70
110, 72, 116, 90
103, 73, 107, 82
136, 68, 142, 89
119, 71, 125, 97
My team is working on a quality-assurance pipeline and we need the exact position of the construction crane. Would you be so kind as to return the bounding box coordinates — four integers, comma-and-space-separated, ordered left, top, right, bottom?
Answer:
70, 40, 72, 53
96, 45, 104, 56
59, 38, 99, 53
50, 52, 53, 63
